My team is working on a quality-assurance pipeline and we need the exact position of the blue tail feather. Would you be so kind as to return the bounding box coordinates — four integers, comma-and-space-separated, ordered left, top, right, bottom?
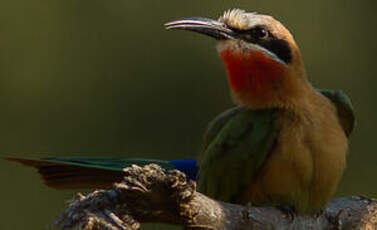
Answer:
168, 159, 198, 180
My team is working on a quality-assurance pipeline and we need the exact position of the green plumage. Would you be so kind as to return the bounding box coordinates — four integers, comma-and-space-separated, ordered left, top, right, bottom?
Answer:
315, 89, 355, 136
198, 107, 278, 202
198, 89, 354, 203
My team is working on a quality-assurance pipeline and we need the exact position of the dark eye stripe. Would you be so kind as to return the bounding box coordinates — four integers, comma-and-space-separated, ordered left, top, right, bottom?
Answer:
227, 25, 292, 64
256, 38, 292, 64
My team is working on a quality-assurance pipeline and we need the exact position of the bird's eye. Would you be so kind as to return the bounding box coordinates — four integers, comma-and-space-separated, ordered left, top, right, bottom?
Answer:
251, 26, 269, 39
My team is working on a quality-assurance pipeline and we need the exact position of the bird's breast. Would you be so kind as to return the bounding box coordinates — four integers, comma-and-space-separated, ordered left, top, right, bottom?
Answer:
244, 104, 347, 213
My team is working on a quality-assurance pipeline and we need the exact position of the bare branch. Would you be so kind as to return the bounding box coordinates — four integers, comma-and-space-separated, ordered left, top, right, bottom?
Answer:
54, 164, 377, 230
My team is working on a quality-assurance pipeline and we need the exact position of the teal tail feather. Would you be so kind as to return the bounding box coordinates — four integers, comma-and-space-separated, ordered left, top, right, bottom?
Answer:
6, 157, 198, 190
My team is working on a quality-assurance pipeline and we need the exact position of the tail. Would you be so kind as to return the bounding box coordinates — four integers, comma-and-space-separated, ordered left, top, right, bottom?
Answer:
6, 157, 198, 190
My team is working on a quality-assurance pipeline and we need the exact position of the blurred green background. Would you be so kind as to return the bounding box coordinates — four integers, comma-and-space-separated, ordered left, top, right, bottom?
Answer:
0, 0, 376, 229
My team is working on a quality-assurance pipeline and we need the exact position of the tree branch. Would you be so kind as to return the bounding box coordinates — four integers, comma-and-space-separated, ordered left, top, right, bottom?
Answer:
54, 164, 377, 230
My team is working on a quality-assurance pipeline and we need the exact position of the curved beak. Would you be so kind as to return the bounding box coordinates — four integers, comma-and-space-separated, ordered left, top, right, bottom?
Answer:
164, 17, 235, 40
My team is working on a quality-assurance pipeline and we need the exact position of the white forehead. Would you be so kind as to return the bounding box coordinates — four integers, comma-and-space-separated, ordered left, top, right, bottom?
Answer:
219, 9, 274, 30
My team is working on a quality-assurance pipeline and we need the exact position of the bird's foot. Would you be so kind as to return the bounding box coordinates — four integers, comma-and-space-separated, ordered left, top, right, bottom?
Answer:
276, 205, 296, 221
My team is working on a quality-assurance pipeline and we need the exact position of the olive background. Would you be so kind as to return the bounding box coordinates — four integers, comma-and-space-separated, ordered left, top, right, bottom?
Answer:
0, 0, 376, 229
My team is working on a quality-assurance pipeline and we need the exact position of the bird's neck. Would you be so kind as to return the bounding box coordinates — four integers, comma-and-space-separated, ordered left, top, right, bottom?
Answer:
219, 49, 309, 109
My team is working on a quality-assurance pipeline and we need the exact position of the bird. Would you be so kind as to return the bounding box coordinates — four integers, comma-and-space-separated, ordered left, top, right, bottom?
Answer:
164, 9, 355, 213
6, 9, 354, 214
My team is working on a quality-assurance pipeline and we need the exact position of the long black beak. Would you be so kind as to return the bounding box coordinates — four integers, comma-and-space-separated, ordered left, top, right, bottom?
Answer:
164, 17, 235, 40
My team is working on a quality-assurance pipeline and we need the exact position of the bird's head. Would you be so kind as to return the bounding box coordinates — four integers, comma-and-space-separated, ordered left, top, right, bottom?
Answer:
166, 9, 309, 109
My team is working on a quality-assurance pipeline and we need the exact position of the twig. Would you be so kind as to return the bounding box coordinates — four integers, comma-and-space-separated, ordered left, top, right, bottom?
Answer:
54, 164, 377, 230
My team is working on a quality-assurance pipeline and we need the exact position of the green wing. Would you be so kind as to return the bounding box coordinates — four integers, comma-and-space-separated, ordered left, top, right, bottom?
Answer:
316, 88, 355, 137
198, 107, 279, 203
200, 106, 244, 153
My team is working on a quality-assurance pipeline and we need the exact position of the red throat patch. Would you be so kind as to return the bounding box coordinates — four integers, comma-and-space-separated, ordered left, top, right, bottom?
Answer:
219, 49, 287, 102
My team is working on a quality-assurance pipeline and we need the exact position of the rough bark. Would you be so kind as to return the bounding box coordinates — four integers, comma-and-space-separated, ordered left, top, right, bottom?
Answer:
54, 164, 377, 230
